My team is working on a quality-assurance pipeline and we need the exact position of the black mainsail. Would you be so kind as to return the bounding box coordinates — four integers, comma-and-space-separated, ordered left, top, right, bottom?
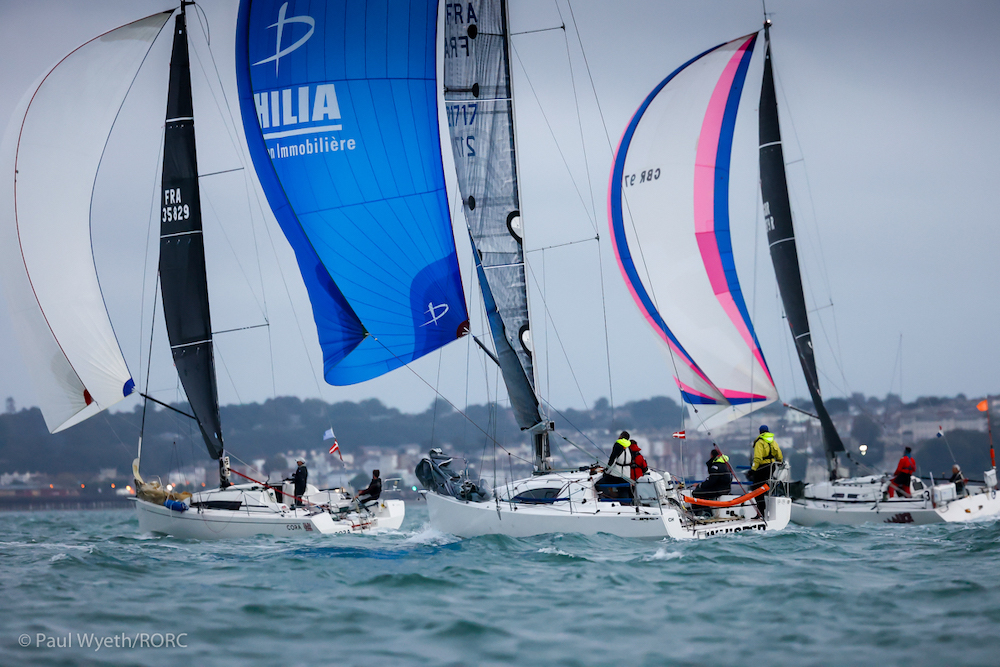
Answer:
158, 5, 225, 468
758, 24, 844, 478
443, 0, 549, 467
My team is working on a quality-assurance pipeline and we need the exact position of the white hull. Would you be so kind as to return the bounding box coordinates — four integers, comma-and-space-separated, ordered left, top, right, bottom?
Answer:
425, 470, 790, 540
791, 472, 1000, 526
133, 484, 404, 540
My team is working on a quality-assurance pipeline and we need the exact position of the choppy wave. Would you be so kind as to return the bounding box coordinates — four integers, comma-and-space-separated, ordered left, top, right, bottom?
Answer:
1, 506, 999, 666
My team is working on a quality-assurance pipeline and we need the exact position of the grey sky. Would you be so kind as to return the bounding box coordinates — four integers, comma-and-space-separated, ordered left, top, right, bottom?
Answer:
0, 1, 997, 426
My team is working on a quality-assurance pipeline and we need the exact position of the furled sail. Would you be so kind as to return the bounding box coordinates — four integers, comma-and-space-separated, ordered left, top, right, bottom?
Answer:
442, 0, 542, 433
609, 34, 778, 430
758, 26, 844, 468
236, 0, 469, 386
159, 7, 224, 460
0, 14, 170, 433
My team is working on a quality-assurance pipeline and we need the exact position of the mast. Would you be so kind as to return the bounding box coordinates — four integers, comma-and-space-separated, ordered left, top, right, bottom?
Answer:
158, 3, 228, 487
758, 21, 845, 479
443, 0, 549, 469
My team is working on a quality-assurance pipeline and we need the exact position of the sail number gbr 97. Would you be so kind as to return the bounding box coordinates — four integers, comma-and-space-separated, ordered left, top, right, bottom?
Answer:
622, 168, 660, 187
162, 188, 190, 223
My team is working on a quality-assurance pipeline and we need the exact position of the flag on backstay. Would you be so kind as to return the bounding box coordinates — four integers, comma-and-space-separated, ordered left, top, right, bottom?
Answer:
937, 426, 944, 438
672, 431, 686, 439
324, 428, 343, 461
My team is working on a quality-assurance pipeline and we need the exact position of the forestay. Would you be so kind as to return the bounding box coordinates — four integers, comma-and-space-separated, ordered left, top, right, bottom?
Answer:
236, 0, 469, 386
0, 14, 170, 432
609, 34, 778, 430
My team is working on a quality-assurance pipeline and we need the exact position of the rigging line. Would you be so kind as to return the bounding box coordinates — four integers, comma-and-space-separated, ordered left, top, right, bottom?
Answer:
543, 248, 549, 401
214, 344, 243, 407
138, 278, 163, 461
200, 194, 268, 318
525, 235, 597, 253
368, 334, 533, 466
538, 397, 605, 457
140, 131, 166, 373
565, 1, 615, 154
510, 26, 564, 36
187, 23, 245, 162
139, 391, 196, 421
524, 260, 589, 412
509, 43, 595, 227
771, 56, 844, 370
189, 8, 280, 400
199, 167, 244, 178
429, 349, 444, 447
555, 0, 599, 234
213, 323, 269, 336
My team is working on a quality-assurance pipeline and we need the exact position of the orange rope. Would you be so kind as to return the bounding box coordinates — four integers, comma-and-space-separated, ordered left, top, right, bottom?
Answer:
684, 484, 769, 507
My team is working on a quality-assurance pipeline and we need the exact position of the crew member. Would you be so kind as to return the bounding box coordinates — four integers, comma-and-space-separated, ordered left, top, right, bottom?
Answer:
750, 425, 783, 514
949, 464, 966, 496
288, 458, 308, 507
888, 447, 916, 498
354, 469, 382, 505
628, 440, 649, 481
693, 447, 732, 502
598, 431, 634, 500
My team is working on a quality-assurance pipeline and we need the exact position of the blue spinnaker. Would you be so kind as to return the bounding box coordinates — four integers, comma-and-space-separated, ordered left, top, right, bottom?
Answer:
237, 0, 468, 385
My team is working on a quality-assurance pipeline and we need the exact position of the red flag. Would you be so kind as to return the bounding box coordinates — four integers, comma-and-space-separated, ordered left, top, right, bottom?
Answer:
672, 430, 686, 439
977, 399, 989, 412
328, 440, 343, 461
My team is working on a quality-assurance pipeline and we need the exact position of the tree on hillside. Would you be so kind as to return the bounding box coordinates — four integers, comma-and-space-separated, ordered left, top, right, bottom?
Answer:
915, 430, 994, 479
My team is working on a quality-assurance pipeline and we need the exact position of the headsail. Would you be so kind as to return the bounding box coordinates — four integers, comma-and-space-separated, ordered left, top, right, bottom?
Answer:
0, 14, 169, 433
758, 25, 844, 473
159, 7, 224, 460
609, 34, 778, 430
442, 0, 543, 436
236, 0, 469, 386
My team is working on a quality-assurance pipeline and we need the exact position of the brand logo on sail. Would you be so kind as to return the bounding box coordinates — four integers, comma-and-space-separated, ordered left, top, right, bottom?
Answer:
254, 2, 314, 75
251, 3, 360, 160
421, 303, 450, 327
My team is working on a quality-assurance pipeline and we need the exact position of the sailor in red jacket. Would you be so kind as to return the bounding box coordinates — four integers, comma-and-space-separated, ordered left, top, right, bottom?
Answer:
888, 447, 916, 498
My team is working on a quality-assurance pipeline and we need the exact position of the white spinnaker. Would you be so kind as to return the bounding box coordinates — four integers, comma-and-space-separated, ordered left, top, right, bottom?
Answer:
0, 13, 170, 432
617, 38, 777, 430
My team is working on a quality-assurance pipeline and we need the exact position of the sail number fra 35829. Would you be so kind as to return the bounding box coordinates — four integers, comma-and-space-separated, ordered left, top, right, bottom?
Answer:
162, 188, 190, 223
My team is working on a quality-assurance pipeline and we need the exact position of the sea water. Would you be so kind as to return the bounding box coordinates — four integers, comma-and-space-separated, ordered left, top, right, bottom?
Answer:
1, 504, 998, 667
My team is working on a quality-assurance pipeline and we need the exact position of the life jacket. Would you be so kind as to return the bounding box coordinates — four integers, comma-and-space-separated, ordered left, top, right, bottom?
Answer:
607, 439, 633, 479
707, 455, 730, 478
629, 446, 648, 481
753, 432, 780, 469
895, 455, 916, 476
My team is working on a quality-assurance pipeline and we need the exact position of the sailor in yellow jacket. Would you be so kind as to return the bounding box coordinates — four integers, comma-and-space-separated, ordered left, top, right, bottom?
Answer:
749, 425, 783, 513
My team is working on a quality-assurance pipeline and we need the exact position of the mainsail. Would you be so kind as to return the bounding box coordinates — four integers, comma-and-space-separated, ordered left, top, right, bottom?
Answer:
758, 24, 844, 474
0, 14, 170, 433
609, 34, 778, 431
442, 0, 547, 463
236, 0, 469, 386
158, 7, 224, 460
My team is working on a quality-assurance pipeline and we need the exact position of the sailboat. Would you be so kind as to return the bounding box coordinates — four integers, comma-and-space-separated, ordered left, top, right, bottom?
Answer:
416, 4, 791, 539
0, 0, 482, 539
755, 25, 999, 526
